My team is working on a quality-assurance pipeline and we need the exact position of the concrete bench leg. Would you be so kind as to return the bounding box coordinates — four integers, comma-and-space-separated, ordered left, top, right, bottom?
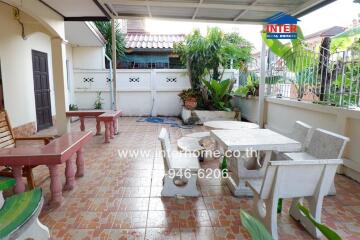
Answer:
18, 218, 50, 240
47, 164, 64, 208
64, 157, 76, 191
113, 118, 119, 135
96, 119, 101, 135
80, 117, 85, 131
12, 166, 26, 193
76, 148, 85, 177
110, 121, 114, 139
161, 174, 200, 197
104, 122, 110, 143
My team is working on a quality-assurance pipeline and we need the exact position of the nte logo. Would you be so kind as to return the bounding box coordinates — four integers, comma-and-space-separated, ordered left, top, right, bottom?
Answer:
264, 12, 300, 39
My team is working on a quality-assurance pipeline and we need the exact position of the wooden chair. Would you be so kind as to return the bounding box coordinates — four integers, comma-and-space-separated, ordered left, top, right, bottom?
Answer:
0, 111, 54, 189
158, 128, 200, 197
246, 159, 343, 240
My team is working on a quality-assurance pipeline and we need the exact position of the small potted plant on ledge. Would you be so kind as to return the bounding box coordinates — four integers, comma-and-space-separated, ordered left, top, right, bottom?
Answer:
178, 88, 199, 110
94, 91, 104, 110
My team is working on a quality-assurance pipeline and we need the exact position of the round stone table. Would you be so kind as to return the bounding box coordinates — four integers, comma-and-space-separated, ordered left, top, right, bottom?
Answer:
203, 120, 259, 130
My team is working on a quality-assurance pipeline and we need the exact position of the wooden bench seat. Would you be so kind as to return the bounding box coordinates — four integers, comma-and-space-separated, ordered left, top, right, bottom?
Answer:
158, 128, 200, 197
0, 177, 49, 239
97, 110, 122, 143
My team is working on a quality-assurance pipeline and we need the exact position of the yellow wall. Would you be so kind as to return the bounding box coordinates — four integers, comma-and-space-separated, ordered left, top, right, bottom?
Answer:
0, 3, 56, 128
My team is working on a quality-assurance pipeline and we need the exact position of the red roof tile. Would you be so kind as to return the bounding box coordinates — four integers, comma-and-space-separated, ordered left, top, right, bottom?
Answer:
125, 33, 185, 49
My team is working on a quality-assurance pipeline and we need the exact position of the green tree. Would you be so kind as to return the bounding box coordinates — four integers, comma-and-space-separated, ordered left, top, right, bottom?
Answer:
94, 21, 125, 60
175, 27, 252, 90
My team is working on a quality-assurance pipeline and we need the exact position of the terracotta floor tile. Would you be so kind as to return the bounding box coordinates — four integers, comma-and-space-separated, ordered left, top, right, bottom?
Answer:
74, 211, 115, 229
145, 228, 181, 240
180, 227, 215, 240
148, 197, 207, 211
200, 185, 232, 197
118, 198, 150, 211
31, 117, 360, 240
112, 211, 148, 229
107, 229, 146, 240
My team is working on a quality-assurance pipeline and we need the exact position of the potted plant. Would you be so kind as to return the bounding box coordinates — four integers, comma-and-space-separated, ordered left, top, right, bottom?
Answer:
94, 91, 104, 109
234, 74, 259, 98
178, 88, 199, 110
69, 104, 79, 111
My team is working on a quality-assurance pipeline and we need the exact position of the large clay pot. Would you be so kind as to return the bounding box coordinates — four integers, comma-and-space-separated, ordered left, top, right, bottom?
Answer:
184, 97, 197, 110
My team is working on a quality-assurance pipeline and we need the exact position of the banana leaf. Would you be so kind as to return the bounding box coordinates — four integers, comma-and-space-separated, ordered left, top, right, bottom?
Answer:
240, 209, 273, 240
297, 204, 342, 240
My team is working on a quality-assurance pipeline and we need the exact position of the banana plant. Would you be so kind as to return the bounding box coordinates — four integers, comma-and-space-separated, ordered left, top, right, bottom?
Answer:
202, 79, 234, 111
261, 26, 317, 99
261, 26, 315, 72
240, 205, 342, 240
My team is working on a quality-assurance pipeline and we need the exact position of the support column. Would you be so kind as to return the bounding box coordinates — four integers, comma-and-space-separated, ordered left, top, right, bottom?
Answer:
258, 39, 266, 128
51, 37, 70, 134
111, 18, 117, 111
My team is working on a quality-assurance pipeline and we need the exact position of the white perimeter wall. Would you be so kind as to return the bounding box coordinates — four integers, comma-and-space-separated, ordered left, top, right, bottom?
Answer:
237, 96, 360, 182
73, 69, 238, 116
72, 47, 105, 70
0, 4, 56, 127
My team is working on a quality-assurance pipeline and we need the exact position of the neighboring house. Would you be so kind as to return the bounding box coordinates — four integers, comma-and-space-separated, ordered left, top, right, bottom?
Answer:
305, 26, 346, 48
0, 0, 107, 135
119, 19, 185, 69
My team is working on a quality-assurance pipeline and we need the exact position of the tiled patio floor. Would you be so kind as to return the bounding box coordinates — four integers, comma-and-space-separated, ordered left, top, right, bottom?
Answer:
29, 117, 360, 239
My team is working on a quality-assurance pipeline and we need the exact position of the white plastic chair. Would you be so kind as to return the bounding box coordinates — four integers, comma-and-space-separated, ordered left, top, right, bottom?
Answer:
247, 159, 343, 240
158, 128, 200, 197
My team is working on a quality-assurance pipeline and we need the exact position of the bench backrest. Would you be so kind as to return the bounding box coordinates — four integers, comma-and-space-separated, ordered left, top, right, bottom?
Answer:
158, 128, 173, 171
306, 128, 349, 159
259, 159, 342, 200
0, 111, 15, 149
290, 121, 312, 150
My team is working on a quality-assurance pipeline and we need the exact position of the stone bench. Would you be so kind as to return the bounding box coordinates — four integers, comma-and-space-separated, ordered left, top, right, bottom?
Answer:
177, 137, 204, 153
96, 110, 122, 143
159, 128, 200, 197
0, 132, 93, 207
0, 177, 50, 239
66, 110, 107, 133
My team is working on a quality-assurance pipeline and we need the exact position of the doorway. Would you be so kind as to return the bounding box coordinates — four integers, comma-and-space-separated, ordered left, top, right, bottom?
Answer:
32, 50, 53, 131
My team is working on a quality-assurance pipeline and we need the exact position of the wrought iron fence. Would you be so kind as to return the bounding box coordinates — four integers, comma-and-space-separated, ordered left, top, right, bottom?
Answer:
265, 45, 360, 109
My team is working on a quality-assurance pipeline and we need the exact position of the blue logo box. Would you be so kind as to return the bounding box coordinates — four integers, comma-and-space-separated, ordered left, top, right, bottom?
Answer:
266, 33, 297, 39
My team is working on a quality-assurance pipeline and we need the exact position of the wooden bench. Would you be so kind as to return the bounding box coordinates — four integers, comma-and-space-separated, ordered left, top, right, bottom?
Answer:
0, 131, 93, 207
96, 110, 122, 143
66, 110, 107, 134
158, 128, 200, 197
0, 177, 50, 239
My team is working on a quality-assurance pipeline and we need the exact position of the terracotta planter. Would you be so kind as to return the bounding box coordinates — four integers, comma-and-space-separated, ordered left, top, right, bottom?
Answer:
184, 97, 197, 110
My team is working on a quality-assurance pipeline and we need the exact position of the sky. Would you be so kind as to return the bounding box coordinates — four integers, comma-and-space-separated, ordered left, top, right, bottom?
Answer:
144, 0, 360, 52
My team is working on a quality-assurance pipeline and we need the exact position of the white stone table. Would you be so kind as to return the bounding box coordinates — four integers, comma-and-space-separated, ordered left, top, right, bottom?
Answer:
204, 120, 259, 130
211, 129, 301, 196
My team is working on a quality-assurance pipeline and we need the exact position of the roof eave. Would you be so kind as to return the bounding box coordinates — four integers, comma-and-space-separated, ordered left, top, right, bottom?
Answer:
294, 0, 336, 18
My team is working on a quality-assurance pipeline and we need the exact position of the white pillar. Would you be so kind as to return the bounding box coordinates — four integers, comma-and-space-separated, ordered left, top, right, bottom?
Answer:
258, 40, 266, 128
111, 18, 117, 110
51, 37, 70, 134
